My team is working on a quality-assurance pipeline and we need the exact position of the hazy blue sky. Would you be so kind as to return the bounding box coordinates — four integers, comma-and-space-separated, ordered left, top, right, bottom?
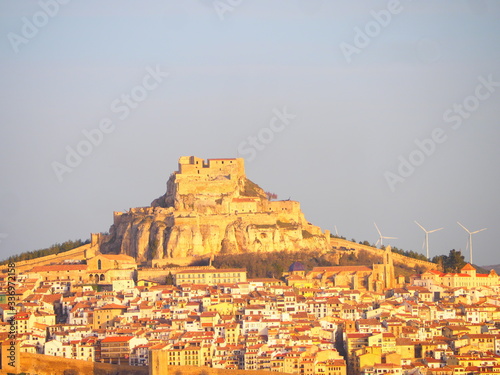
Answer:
1, 0, 499, 266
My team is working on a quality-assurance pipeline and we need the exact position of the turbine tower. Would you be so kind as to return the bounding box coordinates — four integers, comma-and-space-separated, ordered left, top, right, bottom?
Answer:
374, 222, 397, 248
414, 221, 443, 259
457, 222, 487, 264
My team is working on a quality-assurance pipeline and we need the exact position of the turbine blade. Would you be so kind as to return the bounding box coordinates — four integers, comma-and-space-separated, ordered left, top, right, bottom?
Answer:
414, 221, 426, 231
472, 228, 487, 234
457, 222, 470, 233
374, 222, 382, 236
428, 228, 444, 233
383, 236, 397, 240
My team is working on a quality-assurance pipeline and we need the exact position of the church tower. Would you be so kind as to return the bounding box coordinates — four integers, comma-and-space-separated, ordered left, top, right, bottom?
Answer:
383, 246, 395, 289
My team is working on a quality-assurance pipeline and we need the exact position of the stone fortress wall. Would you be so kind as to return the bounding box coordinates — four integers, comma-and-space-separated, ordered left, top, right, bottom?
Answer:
175, 157, 245, 196
14, 243, 92, 273
329, 237, 438, 271
178, 156, 245, 177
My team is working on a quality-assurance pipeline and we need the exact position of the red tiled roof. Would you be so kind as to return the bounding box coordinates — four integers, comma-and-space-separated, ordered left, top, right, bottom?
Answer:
176, 269, 246, 274
101, 335, 134, 343
41, 294, 63, 303
461, 264, 476, 271
31, 265, 87, 272
346, 333, 371, 338
312, 266, 372, 272
99, 303, 128, 310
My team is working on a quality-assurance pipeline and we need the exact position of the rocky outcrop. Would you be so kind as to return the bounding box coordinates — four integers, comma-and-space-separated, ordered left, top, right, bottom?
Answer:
99, 157, 330, 263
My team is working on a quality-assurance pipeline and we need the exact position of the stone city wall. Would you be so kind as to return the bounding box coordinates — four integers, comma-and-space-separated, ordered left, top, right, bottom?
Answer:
330, 238, 438, 271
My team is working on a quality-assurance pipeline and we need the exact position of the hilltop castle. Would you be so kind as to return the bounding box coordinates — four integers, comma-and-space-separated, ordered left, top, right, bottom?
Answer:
96, 156, 330, 264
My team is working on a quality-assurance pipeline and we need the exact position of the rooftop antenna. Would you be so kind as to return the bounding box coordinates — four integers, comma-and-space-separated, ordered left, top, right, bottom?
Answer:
457, 222, 487, 264
374, 222, 397, 248
414, 221, 443, 259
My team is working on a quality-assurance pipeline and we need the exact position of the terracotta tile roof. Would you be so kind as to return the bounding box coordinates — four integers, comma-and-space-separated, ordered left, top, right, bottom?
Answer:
31, 265, 87, 272
41, 294, 63, 303
176, 268, 246, 274
346, 333, 371, 338
99, 303, 128, 310
461, 264, 476, 271
101, 335, 134, 343
311, 266, 372, 273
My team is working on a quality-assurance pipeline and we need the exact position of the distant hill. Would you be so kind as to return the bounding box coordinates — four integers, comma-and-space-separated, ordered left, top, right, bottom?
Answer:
482, 264, 500, 273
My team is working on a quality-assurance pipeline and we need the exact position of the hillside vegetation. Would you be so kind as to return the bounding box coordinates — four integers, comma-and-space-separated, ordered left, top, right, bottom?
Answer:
211, 250, 331, 278
0, 239, 89, 265
194, 249, 421, 279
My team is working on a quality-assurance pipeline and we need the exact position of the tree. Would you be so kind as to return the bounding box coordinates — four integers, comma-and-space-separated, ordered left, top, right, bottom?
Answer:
166, 272, 174, 285
432, 254, 444, 270
444, 249, 466, 273
433, 250, 466, 273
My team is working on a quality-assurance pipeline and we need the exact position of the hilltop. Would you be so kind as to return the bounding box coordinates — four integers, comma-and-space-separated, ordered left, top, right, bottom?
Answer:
98, 156, 331, 265
483, 264, 500, 274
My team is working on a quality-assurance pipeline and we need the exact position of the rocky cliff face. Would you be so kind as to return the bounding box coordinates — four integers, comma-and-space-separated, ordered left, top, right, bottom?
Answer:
99, 157, 330, 264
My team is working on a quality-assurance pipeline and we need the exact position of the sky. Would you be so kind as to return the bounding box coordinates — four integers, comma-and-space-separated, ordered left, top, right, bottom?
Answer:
1, 0, 499, 267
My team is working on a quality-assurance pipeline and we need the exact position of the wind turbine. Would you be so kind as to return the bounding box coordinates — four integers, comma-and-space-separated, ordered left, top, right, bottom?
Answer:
457, 222, 487, 264
334, 225, 339, 237
374, 222, 397, 248
414, 221, 443, 259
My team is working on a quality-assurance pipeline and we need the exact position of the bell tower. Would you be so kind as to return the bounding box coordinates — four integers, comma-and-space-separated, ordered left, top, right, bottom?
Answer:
383, 245, 395, 289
